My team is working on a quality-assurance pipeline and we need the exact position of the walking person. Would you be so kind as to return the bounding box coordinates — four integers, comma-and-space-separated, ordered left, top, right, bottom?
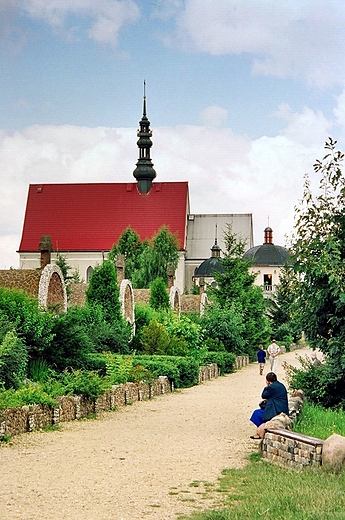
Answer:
267, 339, 280, 373
257, 344, 266, 375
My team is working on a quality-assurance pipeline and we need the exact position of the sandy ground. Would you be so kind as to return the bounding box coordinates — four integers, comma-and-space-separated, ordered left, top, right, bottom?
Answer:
0, 346, 310, 520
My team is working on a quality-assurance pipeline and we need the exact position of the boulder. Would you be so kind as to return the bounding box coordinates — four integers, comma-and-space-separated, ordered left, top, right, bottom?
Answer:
257, 412, 292, 438
322, 433, 345, 470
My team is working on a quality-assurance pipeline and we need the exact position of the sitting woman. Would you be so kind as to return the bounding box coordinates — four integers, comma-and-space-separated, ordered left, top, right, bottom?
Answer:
250, 371, 289, 439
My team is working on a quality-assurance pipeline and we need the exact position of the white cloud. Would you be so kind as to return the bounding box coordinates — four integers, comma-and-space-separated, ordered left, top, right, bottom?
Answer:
199, 105, 228, 128
160, 0, 345, 88
0, 102, 336, 268
22, 0, 140, 45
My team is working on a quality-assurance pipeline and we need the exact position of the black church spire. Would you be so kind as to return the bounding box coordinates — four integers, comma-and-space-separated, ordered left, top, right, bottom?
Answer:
133, 81, 157, 194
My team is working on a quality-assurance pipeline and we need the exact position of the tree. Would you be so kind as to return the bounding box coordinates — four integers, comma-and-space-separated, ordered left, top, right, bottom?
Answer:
132, 226, 179, 288
291, 138, 345, 349
210, 225, 271, 358
55, 252, 81, 299
86, 260, 121, 323
108, 227, 143, 281
267, 262, 302, 344
286, 138, 345, 404
149, 277, 170, 311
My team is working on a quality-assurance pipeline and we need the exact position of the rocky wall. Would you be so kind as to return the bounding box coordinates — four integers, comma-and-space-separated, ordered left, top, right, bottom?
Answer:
261, 429, 324, 468
0, 359, 247, 440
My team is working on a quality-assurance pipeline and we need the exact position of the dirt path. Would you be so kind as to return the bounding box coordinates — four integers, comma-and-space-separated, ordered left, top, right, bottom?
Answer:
0, 347, 309, 520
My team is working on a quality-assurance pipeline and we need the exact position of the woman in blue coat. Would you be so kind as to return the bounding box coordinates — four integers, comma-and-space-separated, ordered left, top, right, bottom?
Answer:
250, 372, 289, 439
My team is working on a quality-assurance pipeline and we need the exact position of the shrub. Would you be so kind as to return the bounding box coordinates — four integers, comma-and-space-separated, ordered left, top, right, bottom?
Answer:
284, 355, 331, 407
86, 260, 121, 323
202, 304, 245, 355
141, 319, 171, 355
149, 277, 170, 311
0, 382, 57, 408
201, 351, 236, 375
103, 352, 133, 385
133, 355, 199, 388
0, 288, 54, 358
0, 330, 28, 389
133, 357, 180, 386
57, 369, 108, 401
28, 358, 50, 383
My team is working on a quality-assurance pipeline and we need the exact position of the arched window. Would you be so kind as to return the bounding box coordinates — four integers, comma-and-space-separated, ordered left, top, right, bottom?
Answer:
86, 266, 93, 282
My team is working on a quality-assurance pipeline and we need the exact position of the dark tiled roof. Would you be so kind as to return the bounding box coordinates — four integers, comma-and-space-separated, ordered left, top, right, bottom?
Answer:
194, 257, 224, 277
19, 182, 189, 252
243, 243, 290, 266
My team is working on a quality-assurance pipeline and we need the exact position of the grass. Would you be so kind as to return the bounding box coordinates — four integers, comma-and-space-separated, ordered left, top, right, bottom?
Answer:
178, 457, 345, 520
178, 403, 345, 520
293, 402, 345, 439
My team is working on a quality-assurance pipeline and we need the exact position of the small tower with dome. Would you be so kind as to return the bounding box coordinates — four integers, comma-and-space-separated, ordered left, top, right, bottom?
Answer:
243, 226, 290, 295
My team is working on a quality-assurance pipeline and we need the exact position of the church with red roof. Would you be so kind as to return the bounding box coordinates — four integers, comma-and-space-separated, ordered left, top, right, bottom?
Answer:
18, 91, 253, 292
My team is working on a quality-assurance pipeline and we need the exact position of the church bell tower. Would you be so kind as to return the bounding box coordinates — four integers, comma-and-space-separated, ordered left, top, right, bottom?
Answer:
133, 81, 157, 194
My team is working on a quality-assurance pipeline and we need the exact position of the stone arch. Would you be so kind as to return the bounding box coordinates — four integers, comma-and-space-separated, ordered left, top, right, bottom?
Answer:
200, 292, 208, 316
38, 264, 67, 312
169, 286, 181, 315
119, 279, 135, 329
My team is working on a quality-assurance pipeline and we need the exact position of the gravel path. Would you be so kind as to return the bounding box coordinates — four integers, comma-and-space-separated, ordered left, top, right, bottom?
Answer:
0, 347, 308, 520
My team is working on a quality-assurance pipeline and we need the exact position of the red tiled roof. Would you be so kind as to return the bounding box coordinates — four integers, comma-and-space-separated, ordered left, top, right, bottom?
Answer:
19, 182, 189, 252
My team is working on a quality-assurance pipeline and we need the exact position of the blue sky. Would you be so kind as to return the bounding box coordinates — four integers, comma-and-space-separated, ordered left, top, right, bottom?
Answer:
1, 0, 345, 268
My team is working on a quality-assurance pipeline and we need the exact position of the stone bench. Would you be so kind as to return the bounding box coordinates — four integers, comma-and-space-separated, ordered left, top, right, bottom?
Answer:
261, 428, 324, 468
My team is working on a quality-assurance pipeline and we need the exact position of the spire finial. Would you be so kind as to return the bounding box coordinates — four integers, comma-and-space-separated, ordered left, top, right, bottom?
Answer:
211, 224, 221, 257
143, 80, 147, 117
133, 81, 156, 193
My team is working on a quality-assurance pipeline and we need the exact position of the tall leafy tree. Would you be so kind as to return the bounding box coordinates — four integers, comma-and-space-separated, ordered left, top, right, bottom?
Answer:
109, 227, 144, 281
132, 226, 179, 288
209, 225, 271, 358
267, 262, 302, 343
289, 138, 345, 397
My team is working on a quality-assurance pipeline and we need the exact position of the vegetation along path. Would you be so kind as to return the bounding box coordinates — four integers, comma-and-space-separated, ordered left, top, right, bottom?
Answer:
0, 347, 308, 520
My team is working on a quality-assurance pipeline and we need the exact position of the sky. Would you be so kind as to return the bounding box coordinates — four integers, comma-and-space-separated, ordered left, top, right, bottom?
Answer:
1, 0, 345, 268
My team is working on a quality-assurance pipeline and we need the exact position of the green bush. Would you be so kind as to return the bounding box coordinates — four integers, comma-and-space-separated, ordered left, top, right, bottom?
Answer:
201, 351, 236, 375
149, 277, 170, 311
0, 330, 28, 389
0, 288, 54, 358
140, 319, 171, 355
202, 304, 245, 355
0, 382, 57, 409
57, 369, 109, 401
86, 260, 121, 323
103, 352, 133, 385
28, 358, 51, 383
133, 356, 180, 385
285, 355, 332, 407
134, 355, 199, 388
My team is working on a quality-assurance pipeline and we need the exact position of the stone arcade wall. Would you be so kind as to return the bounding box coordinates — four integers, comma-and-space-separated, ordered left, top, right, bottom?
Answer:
261, 429, 324, 468
0, 270, 41, 298
0, 264, 67, 312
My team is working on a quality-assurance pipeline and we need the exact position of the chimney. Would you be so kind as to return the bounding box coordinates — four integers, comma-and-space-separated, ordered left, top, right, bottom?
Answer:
116, 254, 125, 285
167, 266, 175, 289
39, 235, 52, 269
